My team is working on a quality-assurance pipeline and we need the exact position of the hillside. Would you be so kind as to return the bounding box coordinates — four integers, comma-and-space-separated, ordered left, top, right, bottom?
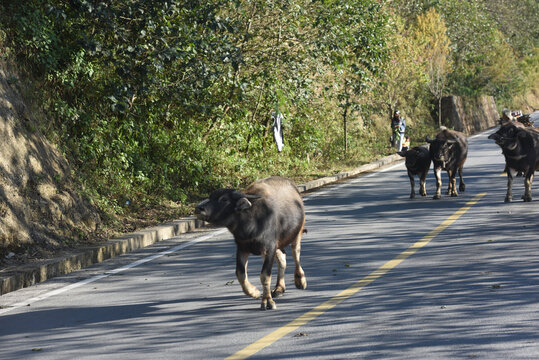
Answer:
0, 63, 101, 266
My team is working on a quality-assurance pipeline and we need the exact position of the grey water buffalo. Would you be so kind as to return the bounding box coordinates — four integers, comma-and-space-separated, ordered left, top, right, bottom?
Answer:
488, 122, 539, 202
194, 176, 307, 310
426, 129, 468, 199
397, 146, 431, 198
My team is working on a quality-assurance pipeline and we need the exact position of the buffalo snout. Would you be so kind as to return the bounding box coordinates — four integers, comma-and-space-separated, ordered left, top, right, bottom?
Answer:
194, 199, 210, 220
488, 132, 504, 145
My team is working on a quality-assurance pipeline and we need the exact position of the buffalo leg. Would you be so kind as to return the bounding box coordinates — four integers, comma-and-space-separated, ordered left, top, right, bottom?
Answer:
523, 173, 534, 202
291, 226, 307, 290
260, 251, 276, 310
448, 170, 458, 197
419, 170, 427, 196
433, 167, 442, 199
458, 167, 466, 192
272, 248, 286, 297
236, 250, 261, 299
408, 172, 416, 198
505, 168, 516, 202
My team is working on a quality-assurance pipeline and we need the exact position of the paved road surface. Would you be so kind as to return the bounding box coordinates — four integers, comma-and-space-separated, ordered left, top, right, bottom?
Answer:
1, 114, 538, 359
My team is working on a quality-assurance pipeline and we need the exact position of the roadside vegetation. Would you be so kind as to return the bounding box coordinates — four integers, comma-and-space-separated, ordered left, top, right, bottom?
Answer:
0, 0, 537, 243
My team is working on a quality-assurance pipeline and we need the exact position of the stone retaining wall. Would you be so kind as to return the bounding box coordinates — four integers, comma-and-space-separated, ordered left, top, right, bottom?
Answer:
441, 95, 499, 134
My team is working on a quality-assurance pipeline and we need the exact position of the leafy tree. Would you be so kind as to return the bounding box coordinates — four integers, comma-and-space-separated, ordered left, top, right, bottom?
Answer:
413, 8, 452, 127
391, 0, 538, 103
437, 0, 506, 96
480, 0, 539, 56
388, 0, 440, 21
313, 0, 389, 154
378, 14, 426, 117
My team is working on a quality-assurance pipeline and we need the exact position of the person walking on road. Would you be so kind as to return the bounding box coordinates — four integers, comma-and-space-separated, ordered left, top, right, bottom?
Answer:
390, 110, 406, 151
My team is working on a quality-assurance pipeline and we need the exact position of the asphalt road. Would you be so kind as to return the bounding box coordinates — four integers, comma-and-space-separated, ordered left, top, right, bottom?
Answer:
1, 115, 538, 360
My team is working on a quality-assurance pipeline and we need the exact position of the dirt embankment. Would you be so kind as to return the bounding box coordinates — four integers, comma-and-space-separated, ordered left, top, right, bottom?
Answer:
0, 63, 101, 266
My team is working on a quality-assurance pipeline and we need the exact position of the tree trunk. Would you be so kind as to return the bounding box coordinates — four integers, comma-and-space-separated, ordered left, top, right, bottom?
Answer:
438, 96, 442, 128
343, 103, 349, 155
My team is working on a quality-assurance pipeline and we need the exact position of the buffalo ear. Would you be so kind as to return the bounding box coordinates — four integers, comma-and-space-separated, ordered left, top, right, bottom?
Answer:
425, 136, 433, 144
397, 151, 406, 157
235, 197, 253, 211
232, 192, 260, 211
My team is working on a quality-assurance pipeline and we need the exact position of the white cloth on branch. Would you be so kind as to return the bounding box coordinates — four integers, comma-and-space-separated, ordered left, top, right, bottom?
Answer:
272, 111, 284, 152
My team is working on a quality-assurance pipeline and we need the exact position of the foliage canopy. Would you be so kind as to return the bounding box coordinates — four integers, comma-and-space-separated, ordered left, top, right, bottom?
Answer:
0, 0, 537, 221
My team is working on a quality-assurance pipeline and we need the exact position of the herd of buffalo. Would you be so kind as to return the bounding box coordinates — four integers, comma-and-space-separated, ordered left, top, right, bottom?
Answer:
195, 118, 538, 310
400, 119, 539, 202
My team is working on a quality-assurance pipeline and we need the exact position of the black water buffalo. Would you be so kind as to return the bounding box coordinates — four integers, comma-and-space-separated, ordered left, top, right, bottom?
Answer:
397, 146, 431, 198
426, 129, 468, 199
194, 176, 307, 310
488, 122, 539, 202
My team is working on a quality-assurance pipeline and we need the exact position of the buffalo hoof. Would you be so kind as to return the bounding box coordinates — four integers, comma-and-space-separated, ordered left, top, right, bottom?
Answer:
295, 274, 307, 290
420, 191, 427, 197
459, 184, 466, 192
522, 195, 532, 202
451, 193, 458, 197
243, 285, 261, 299
504, 196, 512, 203
409, 193, 415, 199
272, 286, 286, 298
433, 194, 441, 200
261, 298, 276, 310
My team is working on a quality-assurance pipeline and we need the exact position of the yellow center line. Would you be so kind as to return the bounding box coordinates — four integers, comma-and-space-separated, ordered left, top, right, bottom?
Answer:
226, 192, 487, 360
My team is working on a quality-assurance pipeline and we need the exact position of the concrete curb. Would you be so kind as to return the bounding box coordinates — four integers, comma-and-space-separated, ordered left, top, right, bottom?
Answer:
297, 153, 402, 192
0, 153, 402, 295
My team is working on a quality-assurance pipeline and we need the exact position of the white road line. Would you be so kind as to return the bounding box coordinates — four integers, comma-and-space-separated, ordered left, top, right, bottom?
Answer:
0, 228, 228, 316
